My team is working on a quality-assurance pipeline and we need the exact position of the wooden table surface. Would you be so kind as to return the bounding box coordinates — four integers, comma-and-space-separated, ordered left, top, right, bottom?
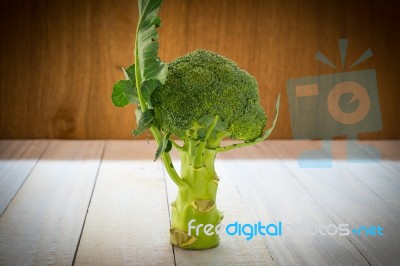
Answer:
0, 140, 399, 265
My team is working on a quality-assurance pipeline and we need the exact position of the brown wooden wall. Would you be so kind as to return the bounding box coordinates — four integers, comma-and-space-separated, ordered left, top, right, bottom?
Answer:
1, 0, 399, 139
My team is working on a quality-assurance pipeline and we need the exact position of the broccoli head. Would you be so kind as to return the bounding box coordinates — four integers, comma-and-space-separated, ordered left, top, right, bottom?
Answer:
152, 49, 267, 142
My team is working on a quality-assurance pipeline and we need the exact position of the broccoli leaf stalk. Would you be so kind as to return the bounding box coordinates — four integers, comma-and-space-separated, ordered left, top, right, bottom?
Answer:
112, 0, 280, 250
111, 0, 185, 188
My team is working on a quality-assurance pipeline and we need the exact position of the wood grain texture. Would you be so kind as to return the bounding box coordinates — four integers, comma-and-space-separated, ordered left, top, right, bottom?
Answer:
330, 141, 400, 214
0, 140, 399, 265
0, 140, 104, 265
74, 141, 175, 265
219, 144, 370, 266
0, 140, 48, 216
265, 141, 400, 265
0, 0, 399, 139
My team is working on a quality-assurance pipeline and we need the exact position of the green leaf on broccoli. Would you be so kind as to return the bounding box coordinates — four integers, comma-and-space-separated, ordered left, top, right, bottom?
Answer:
141, 79, 162, 108
132, 108, 154, 136
154, 132, 172, 161
135, 0, 168, 109
122, 64, 136, 81
112, 80, 139, 107
256, 94, 280, 141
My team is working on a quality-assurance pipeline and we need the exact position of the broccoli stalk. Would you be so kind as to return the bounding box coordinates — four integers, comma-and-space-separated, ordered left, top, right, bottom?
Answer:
169, 136, 221, 249
112, 0, 279, 250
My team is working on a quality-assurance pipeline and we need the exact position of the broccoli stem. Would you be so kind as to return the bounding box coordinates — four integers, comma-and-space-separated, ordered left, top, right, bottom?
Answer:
150, 127, 187, 188
170, 140, 223, 249
134, 43, 186, 188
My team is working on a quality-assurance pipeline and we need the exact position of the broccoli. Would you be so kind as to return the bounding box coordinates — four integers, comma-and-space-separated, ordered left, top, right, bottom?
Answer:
152, 49, 267, 143
112, 0, 279, 250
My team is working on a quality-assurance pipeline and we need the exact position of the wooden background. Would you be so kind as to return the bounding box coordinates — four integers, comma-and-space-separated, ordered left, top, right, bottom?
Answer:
0, 0, 399, 139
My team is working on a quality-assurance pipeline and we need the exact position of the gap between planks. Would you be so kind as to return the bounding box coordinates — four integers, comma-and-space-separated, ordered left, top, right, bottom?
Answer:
1, 140, 398, 265
265, 140, 400, 265
0, 140, 49, 216
219, 143, 371, 266
74, 141, 175, 265
0, 140, 105, 265
164, 147, 276, 266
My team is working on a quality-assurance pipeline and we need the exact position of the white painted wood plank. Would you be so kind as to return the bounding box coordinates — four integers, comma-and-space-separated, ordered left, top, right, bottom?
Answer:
74, 141, 175, 266
164, 149, 276, 265
219, 142, 369, 266
329, 140, 400, 172
265, 140, 400, 265
0, 140, 48, 215
0, 140, 104, 265
340, 160, 400, 215
292, 140, 400, 213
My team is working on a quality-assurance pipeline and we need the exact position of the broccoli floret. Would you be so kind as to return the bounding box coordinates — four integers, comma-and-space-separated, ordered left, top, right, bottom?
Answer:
152, 49, 267, 141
